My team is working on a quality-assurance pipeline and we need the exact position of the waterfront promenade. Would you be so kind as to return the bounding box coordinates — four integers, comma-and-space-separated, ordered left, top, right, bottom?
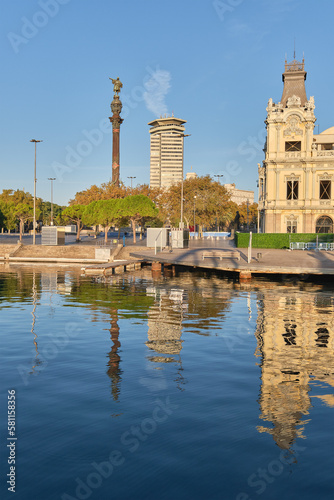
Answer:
130, 236, 334, 277
1, 233, 334, 277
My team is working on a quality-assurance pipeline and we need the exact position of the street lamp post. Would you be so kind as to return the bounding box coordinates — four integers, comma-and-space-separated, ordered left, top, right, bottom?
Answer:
214, 175, 224, 231
256, 180, 260, 233
246, 199, 250, 231
180, 134, 191, 229
30, 139, 43, 245
127, 176, 136, 190
48, 178, 56, 225
193, 195, 197, 234
180, 175, 184, 229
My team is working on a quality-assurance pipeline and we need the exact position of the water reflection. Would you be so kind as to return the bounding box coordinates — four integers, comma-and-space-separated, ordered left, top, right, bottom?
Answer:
30, 272, 41, 374
255, 287, 334, 449
146, 287, 186, 390
106, 310, 122, 401
2, 267, 334, 453
146, 287, 185, 360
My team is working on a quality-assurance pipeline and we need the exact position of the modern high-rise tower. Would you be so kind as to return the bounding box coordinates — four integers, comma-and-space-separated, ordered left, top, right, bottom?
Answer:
148, 116, 187, 189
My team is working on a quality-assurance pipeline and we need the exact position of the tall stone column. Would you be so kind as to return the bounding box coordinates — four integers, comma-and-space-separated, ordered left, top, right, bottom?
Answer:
109, 77, 123, 186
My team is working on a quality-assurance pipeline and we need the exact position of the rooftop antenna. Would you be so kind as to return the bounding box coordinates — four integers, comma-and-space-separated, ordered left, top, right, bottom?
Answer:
294, 37, 296, 59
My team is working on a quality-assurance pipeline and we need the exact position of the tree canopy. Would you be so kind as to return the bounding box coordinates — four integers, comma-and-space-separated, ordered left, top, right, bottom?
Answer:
14, 203, 34, 241
0, 189, 41, 233
84, 199, 123, 243
69, 180, 161, 206
61, 205, 86, 241
154, 175, 237, 232
68, 175, 257, 234
79, 195, 159, 243
119, 195, 159, 243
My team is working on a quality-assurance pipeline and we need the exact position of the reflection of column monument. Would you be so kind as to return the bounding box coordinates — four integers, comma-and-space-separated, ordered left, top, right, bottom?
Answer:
109, 77, 123, 186
106, 310, 122, 401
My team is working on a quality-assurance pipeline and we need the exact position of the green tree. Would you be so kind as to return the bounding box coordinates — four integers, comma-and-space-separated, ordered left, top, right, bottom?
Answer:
84, 199, 122, 243
14, 203, 34, 241
0, 205, 4, 229
40, 201, 65, 225
0, 201, 16, 232
155, 176, 233, 233
70, 182, 127, 205
119, 195, 158, 243
0, 189, 41, 233
70, 180, 163, 206
237, 202, 258, 229
61, 205, 86, 241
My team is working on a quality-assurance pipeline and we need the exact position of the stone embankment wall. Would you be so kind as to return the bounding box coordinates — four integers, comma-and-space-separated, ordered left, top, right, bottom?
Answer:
0, 244, 147, 261
0, 245, 18, 257
0, 244, 95, 259
115, 246, 146, 261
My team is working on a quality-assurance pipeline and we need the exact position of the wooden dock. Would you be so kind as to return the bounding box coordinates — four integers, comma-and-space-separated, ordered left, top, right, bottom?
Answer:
81, 259, 142, 276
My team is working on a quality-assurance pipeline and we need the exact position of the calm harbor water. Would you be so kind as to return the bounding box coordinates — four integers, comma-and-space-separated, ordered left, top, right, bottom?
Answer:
0, 266, 333, 500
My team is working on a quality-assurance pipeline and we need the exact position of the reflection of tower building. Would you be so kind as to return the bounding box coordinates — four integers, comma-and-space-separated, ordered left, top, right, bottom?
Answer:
148, 116, 187, 189
255, 289, 334, 449
41, 271, 58, 291
146, 289, 185, 361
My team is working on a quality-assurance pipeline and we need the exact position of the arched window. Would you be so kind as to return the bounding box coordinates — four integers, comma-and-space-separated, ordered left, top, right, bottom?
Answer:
316, 216, 333, 233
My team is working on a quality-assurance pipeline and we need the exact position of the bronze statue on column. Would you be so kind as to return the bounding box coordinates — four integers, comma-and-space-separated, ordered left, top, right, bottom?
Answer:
109, 77, 123, 186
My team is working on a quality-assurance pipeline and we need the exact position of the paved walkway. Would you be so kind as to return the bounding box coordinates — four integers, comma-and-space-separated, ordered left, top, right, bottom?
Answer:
2, 235, 334, 276
130, 237, 334, 276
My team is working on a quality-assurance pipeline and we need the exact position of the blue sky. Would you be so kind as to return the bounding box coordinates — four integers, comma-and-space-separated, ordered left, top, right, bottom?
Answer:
1, 0, 334, 206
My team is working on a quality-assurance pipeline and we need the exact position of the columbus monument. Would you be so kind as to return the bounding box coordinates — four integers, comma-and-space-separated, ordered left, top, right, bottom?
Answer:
109, 77, 123, 186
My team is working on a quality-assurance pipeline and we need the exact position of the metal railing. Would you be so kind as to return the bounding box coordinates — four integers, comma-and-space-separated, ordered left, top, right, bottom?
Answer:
290, 241, 333, 251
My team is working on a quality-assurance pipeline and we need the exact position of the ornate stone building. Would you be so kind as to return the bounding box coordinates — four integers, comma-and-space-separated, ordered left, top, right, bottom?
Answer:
258, 57, 334, 233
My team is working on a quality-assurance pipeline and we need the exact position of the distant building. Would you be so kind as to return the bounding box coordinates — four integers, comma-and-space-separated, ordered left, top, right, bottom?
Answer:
224, 183, 254, 205
258, 56, 334, 233
149, 116, 187, 189
186, 170, 197, 180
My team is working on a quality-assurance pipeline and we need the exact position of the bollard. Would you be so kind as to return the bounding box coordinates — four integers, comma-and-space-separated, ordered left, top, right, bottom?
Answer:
151, 262, 162, 272
239, 270, 252, 281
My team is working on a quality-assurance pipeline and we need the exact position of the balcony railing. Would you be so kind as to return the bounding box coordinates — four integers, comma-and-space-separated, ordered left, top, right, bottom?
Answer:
316, 151, 334, 157
285, 152, 301, 158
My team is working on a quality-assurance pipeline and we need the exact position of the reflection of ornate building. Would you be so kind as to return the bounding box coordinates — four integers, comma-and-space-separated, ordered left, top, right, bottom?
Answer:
258, 56, 334, 233
255, 289, 334, 449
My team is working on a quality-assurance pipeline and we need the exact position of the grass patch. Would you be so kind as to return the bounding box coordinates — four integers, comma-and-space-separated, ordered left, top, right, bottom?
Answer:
235, 232, 334, 249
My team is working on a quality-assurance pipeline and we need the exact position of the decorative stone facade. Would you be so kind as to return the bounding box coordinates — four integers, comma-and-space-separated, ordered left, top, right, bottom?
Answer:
258, 57, 334, 233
